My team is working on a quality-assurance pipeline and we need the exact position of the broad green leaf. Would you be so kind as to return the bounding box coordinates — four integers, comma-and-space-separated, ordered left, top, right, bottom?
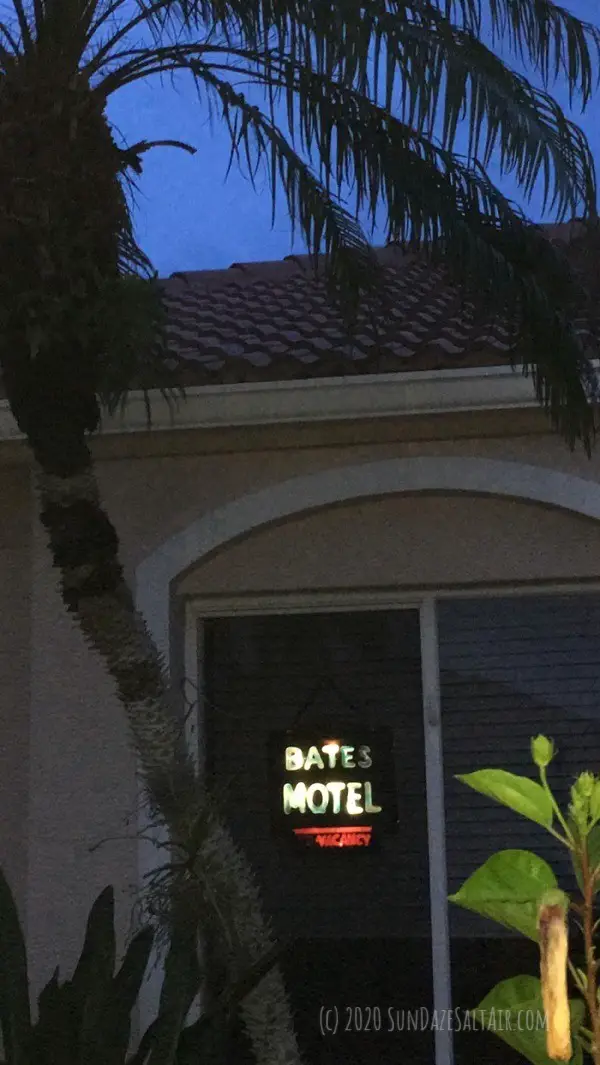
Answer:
456, 769, 553, 828
0, 869, 31, 1065
449, 849, 557, 940
474, 975, 584, 1065
70, 886, 116, 1065
70, 886, 116, 996
147, 926, 201, 1065
106, 927, 155, 1059
33, 967, 72, 1061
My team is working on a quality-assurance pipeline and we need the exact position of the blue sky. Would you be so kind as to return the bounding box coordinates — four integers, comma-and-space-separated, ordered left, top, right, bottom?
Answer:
105, 0, 600, 277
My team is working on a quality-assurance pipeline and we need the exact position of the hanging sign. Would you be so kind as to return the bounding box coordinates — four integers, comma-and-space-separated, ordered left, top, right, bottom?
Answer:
269, 728, 397, 848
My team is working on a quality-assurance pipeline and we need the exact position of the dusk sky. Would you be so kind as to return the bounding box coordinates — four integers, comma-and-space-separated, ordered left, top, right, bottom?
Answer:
104, 0, 600, 278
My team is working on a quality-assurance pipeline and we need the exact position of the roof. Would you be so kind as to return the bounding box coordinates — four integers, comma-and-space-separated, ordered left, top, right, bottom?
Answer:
159, 219, 600, 387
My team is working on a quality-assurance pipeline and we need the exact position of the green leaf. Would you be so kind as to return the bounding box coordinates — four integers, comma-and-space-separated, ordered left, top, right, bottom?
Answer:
474, 975, 584, 1065
105, 926, 154, 1058
33, 967, 83, 1061
147, 926, 201, 1065
449, 849, 557, 940
70, 886, 116, 993
0, 869, 31, 1065
68, 886, 116, 1065
456, 769, 554, 828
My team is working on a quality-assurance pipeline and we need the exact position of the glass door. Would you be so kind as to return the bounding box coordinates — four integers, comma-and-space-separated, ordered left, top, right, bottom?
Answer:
203, 608, 434, 1065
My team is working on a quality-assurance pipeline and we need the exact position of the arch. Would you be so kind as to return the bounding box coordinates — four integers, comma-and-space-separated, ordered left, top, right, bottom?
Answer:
133, 452, 600, 1027
135, 455, 600, 661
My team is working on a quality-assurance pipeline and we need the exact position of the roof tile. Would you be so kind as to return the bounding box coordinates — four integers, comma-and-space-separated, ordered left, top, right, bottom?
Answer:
160, 221, 600, 388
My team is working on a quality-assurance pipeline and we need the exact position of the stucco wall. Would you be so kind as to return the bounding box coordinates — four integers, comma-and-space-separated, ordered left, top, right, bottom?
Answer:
177, 493, 600, 595
26, 510, 139, 996
0, 465, 31, 920
5, 407, 600, 1002
92, 421, 600, 582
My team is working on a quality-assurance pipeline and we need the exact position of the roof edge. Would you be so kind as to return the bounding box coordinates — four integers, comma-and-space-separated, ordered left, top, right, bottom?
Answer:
0, 365, 550, 444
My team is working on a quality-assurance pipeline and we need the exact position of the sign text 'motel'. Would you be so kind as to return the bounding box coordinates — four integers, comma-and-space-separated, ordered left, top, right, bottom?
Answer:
270, 729, 397, 849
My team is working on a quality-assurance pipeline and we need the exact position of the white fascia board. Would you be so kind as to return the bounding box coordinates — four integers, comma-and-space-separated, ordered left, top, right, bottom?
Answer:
0, 364, 546, 442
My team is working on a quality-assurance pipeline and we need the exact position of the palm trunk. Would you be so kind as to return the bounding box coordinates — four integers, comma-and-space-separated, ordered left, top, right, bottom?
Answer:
34, 461, 302, 1065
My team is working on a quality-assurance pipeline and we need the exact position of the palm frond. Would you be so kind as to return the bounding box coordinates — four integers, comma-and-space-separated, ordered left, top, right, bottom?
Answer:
0, 20, 23, 67
176, 54, 598, 450
0, 0, 598, 448
84, 4, 600, 448
470, 0, 600, 102
202, 29, 596, 222
8, 0, 34, 53
93, 1, 598, 218
190, 62, 390, 322
95, 272, 186, 430
150, 0, 600, 106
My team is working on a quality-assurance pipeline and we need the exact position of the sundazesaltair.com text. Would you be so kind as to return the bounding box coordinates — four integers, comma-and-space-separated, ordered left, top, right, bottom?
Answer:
318, 1005, 547, 1036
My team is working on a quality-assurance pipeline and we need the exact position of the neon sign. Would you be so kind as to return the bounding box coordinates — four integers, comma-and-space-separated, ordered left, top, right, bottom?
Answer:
270, 729, 397, 849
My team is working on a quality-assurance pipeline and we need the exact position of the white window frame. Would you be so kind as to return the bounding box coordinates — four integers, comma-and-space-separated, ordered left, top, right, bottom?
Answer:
186, 590, 451, 1061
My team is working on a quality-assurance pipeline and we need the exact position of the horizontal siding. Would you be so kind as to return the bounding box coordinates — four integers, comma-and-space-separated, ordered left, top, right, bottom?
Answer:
204, 610, 430, 938
439, 594, 600, 937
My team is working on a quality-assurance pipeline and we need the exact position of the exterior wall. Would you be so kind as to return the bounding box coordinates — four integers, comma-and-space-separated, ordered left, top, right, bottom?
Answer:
177, 493, 600, 595
0, 458, 138, 999
4, 405, 600, 1002
0, 465, 31, 919
27, 512, 139, 996
89, 411, 600, 580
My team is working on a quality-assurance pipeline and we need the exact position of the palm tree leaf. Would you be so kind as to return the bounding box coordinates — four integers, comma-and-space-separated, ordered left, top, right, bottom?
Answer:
89, 32, 600, 446
7, 0, 33, 54
187, 55, 597, 448
148, 0, 600, 107
465, 0, 600, 101
189, 62, 391, 322
202, 27, 596, 221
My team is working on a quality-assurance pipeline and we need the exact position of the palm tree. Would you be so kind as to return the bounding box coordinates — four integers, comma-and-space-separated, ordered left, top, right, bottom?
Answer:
2, 0, 600, 1060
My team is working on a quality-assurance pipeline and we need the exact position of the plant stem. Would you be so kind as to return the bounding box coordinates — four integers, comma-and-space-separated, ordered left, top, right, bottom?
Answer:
580, 841, 600, 1065
547, 826, 574, 849
540, 767, 575, 844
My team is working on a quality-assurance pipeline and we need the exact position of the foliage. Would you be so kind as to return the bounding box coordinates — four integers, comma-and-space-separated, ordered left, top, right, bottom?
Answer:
0, 870, 156, 1065
451, 735, 600, 1064
0, 1, 600, 456
0, 867, 281, 1065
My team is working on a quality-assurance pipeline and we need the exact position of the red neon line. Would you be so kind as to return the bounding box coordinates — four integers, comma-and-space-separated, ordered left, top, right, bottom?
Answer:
293, 825, 373, 836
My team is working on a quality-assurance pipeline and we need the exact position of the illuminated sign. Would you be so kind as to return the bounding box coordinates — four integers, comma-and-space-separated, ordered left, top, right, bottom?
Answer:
270, 729, 397, 848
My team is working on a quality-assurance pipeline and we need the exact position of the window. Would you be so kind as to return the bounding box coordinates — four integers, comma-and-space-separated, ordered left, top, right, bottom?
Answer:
192, 590, 600, 1065
439, 594, 600, 1065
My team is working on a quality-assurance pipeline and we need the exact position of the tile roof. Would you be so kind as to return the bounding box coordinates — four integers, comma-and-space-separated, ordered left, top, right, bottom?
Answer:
159, 219, 600, 387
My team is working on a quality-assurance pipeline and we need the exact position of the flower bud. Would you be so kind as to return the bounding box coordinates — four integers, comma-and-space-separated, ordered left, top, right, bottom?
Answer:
575, 772, 595, 799
591, 780, 600, 823
531, 735, 555, 769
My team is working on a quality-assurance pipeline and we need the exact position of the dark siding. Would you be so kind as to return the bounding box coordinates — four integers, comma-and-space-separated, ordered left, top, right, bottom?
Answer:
204, 609, 430, 939
439, 593, 600, 1065
439, 593, 600, 939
